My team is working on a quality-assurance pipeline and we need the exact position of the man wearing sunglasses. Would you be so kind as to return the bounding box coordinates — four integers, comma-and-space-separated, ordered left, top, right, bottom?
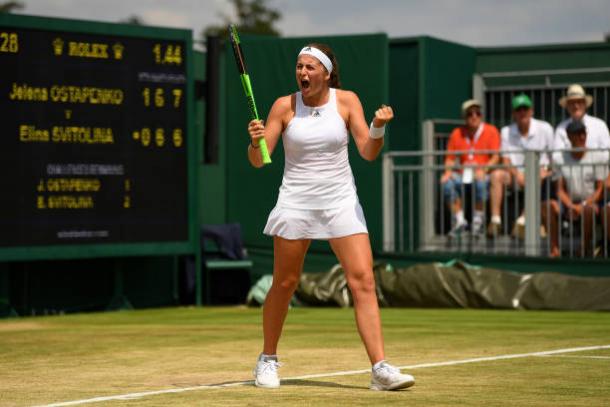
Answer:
488, 94, 554, 238
441, 99, 500, 237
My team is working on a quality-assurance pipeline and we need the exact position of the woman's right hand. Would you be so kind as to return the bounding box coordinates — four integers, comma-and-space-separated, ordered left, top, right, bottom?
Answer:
248, 119, 265, 146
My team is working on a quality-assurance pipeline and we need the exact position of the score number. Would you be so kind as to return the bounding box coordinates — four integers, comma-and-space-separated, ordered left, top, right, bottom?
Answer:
152, 43, 182, 65
132, 128, 183, 148
0, 32, 18, 53
142, 87, 183, 108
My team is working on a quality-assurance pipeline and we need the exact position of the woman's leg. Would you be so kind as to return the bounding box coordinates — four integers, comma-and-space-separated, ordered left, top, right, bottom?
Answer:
329, 233, 384, 364
262, 236, 311, 355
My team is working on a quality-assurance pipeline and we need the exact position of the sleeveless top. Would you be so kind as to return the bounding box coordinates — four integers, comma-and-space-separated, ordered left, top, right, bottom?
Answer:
277, 88, 358, 209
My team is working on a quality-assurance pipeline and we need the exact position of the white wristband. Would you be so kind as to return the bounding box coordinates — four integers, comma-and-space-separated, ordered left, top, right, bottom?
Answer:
369, 121, 385, 139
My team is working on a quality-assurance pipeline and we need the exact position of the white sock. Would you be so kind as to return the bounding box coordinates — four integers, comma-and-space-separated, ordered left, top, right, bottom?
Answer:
259, 353, 278, 362
373, 360, 386, 370
517, 215, 526, 225
474, 210, 484, 224
491, 215, 501, 225
455, 210, 465, 224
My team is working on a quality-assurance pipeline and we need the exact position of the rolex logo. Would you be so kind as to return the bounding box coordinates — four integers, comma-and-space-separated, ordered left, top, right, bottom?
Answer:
112, 43, 124, 60
52, 38, 64, 56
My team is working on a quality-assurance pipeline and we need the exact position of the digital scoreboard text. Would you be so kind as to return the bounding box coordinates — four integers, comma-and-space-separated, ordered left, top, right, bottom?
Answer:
0, 25, 189, 247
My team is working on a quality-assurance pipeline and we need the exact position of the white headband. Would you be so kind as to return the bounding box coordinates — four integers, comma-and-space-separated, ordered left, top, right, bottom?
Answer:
298, 46, 333, 74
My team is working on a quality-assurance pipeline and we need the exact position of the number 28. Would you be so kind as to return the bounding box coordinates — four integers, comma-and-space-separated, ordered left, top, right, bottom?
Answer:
0, 32, 18, 53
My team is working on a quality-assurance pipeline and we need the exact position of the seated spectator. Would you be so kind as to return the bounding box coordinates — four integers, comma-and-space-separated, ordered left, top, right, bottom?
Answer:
554, 84, 610, 162
488, 94, 554, 238
541, 121, 609, 257
441, 99, 500, 237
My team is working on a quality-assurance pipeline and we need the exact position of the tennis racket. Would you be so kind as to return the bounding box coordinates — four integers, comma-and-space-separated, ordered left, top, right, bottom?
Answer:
228, 24, 272, 164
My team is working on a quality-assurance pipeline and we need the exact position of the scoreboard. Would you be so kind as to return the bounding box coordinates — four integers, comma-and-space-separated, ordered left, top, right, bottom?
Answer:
0, 14, 196, 259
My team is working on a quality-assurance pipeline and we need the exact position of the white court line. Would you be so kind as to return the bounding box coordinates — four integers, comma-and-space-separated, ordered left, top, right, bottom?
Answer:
35, 344, 610, 407
537, 355, 610, 360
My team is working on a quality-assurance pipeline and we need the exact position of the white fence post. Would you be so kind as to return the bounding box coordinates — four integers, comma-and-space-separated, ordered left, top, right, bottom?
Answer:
421, 120, 436, 250
524, 150, 541, 256
472, 73, 485, 111
382, 153, 395, 252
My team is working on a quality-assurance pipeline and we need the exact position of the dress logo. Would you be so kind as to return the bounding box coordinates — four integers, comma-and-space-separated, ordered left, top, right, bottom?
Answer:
311, 110, 321, 117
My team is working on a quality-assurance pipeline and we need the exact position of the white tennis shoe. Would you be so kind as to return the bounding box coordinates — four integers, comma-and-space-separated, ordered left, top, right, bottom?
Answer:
370, 361, 415, 391
253, 357, 281, 389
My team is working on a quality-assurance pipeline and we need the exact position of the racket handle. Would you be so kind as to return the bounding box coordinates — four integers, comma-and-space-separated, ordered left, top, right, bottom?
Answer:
259, 139, 272, 164
240, 74, 271, 165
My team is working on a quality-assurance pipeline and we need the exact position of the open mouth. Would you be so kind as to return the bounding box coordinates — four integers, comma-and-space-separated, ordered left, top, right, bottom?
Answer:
300, 79, 310, 89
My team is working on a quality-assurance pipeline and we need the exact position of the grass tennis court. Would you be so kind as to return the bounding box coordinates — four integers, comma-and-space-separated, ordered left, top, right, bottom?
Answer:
1, 307, 609, 406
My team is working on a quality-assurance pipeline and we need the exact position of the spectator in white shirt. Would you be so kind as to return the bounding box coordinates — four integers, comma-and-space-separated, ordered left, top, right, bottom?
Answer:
542, 120, 608, 257
554, 84, 610, 162
488, 94, 554, 238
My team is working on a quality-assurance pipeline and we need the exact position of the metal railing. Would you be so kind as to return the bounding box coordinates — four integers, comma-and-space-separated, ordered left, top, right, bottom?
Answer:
472, 68, 610, 130
382, 146, 610, 258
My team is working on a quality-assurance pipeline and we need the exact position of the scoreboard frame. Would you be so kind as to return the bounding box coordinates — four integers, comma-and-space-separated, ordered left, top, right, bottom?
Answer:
0, 13, 199, 262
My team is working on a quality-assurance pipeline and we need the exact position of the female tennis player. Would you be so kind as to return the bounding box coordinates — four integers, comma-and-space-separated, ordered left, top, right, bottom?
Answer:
247, 43, 414, 391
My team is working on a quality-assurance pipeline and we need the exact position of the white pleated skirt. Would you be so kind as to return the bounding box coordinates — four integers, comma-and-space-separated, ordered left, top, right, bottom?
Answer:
263, 200, 368, 240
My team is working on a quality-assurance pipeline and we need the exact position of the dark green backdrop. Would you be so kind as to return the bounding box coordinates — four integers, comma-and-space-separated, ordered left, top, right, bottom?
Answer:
223, 34, 389, 255
3, 17, 610, 316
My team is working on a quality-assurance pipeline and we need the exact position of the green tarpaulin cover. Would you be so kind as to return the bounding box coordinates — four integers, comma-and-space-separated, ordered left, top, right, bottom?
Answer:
247, 261, 610, 310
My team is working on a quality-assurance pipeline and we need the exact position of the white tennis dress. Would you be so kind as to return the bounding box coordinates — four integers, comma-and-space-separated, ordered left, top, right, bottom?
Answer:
263, 88, 368, 240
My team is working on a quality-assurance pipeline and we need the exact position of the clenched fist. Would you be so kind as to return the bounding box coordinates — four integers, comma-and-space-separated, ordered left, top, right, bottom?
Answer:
373, 104, 394, 128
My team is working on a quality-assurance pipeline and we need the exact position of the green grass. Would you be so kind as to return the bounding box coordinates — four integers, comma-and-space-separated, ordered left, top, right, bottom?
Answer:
1, 307, 609, 406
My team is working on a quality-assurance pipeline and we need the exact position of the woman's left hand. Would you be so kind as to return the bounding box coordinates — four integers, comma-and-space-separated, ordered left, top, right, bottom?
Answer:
372, 104, 394, 128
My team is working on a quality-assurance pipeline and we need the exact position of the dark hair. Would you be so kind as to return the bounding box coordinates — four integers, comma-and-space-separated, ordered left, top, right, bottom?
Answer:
305, 43, 341, 89
566, 120, 586, 136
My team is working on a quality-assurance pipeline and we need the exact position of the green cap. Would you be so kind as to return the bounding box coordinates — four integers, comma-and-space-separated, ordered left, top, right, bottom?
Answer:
512, 93, 532, 110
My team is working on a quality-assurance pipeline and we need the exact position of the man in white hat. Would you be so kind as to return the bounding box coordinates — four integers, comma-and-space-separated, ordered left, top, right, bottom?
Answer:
553, 84, 610, 161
